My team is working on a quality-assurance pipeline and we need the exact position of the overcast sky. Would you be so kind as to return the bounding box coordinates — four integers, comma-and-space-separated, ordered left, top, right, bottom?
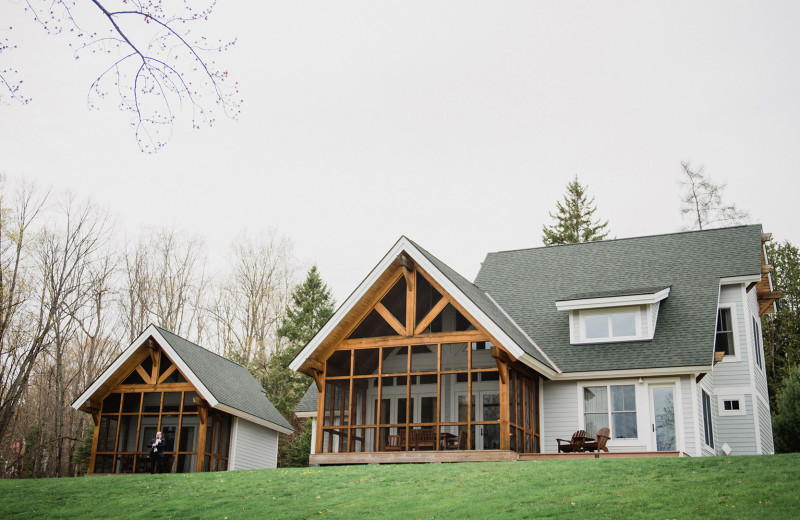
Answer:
2, 1, 799, 303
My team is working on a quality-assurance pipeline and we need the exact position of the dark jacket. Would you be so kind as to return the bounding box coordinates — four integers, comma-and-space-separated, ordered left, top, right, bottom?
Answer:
149, 437, 165, 459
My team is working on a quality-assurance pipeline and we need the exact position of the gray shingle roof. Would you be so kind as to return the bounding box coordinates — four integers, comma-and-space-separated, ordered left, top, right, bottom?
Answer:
155, 326, 292, 431
474, 225, 763, 373
295, 385, 318, 414
407, 238, 555, 370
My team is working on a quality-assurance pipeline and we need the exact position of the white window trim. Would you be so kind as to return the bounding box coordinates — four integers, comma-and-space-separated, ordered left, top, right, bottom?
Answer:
573, 306, 644, 344
716, 303, 740, 362
576, 380, 642, 442
717, 394, 747, 416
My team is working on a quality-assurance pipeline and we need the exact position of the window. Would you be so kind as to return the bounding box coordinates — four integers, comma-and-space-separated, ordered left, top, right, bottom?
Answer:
701, 390, 714, 448
752, 317, 763, 369
718, 395, 746, 416
582, 309, 639, 341
715, 308, 735, 356
583, 385, 637, 438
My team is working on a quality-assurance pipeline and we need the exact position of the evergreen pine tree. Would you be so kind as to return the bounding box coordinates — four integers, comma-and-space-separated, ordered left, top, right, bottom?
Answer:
773, 367, 800, 453
541, 176, 610, 245
265, 266, 335, 467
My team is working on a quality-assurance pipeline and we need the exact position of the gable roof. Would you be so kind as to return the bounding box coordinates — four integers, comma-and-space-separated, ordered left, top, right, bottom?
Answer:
474, 225, 764, 373
289, 236, 561, 378
72, 325, 292, 434
295, 385, 318, 415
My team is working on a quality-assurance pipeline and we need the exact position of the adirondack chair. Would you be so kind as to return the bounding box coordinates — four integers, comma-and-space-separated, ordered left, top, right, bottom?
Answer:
556, 430, 587, 453
445, 430, 468, 450
583, 427, 610, 453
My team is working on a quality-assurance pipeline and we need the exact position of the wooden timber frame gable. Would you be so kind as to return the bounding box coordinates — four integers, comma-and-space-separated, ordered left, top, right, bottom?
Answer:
85, 338, 232, 474
297, 254, 542, 457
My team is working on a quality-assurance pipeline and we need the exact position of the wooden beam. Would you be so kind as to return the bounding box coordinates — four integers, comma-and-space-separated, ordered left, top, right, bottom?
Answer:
397, 254, 414, 291
695, 373, 707, 384
762, 232, 772, 244
196, 406, 207, 473
374, 302, 407, 336
414, 296, 449, 335
156, 364, 178, 384
135, 364, 152, 384
491, 346, 509, 384
757, 290, 783, 300
762, 265, 773, 275
310, 369, 324, 393
746, 281, 758, 293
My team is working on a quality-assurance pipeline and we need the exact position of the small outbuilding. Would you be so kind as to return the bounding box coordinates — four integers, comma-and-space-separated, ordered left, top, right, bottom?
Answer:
72, 324, 292, 474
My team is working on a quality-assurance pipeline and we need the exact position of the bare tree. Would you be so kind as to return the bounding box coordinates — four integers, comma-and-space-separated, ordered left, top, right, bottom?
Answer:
4, 1, 240, 152
0, 189, 112, 447
208, 231, 296, 368
120, 228, 208, 343
679, 161, 750, 230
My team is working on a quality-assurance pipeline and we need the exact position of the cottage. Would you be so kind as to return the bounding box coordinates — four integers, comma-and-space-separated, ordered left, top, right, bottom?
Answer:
291, 225, 778, 464
72, 325, 292, 474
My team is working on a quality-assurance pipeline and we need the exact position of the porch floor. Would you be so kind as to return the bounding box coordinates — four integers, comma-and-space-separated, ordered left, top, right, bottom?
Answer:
310, 450, 684, 465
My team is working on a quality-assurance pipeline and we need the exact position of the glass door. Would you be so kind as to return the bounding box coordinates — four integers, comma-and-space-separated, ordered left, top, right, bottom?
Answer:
478, 391, 501, 450
649, 385, 677, 451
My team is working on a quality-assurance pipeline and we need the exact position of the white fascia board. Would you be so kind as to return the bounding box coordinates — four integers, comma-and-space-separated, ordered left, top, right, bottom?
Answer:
214, 403, 293, 435
719, 275, 761, 285
289, 237, 561, 376
554, 365, 710, 381
289, 237, 409, 372
70, 324, 219, 410
555, 288, 670, 311
295, 411, 317, 418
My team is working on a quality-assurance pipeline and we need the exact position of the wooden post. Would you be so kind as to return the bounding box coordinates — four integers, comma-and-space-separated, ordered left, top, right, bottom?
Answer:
493, 348, 511, 451
195, 402, 208, 473
88, 408, 101, 473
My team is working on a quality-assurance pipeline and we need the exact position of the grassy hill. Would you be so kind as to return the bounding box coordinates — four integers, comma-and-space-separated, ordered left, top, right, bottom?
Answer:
1, 454, 798, 519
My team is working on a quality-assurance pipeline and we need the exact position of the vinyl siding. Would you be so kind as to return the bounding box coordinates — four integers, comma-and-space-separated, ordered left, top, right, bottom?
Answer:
746, 288, 770, 400
541, 380, 578, 453
679, 376, 696, 455
758, 398, 775, 454
229, 418, 279, 471
716, 395, 758, 455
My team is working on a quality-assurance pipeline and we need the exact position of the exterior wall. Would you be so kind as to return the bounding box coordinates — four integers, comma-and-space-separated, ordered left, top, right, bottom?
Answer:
707, 283, 774, 456
541, 380, 578, 453
697, 376, 717, 456
679, 375, 696, 456
229, 417, 279, 471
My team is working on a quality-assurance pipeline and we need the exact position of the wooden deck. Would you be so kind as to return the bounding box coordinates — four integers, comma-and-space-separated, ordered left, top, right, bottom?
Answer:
310, 450, 684, 465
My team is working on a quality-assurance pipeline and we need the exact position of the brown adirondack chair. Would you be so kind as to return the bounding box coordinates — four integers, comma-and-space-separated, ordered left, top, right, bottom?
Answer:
556, 430, 587, 453
583, 427, 610, 452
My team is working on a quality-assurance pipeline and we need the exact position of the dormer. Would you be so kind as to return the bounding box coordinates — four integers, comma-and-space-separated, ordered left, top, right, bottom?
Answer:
555, 286, 671, 345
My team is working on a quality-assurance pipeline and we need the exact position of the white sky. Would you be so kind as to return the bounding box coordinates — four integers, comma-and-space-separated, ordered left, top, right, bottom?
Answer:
2, 1, 799, 303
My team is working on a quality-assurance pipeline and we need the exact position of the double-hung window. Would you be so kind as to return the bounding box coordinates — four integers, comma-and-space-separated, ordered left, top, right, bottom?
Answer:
583, 385, 637, 439
715, 308, 735, 356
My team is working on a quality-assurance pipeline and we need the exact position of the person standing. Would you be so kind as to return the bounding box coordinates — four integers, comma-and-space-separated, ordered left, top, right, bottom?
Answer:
149, 431, 166, 474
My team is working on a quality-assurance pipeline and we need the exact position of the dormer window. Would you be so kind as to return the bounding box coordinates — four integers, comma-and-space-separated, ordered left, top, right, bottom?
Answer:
555, 286, 670, 345
584, 308, 639, 340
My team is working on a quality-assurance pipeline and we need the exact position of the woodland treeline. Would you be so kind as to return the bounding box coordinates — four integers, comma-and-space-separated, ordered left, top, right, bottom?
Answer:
0, 178, 309, 477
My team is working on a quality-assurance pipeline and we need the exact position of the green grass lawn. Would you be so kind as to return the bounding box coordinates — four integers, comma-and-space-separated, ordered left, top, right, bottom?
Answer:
1, 454, 798, 519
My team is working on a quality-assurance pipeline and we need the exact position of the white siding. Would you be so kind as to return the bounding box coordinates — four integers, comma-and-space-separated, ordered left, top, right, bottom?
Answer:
229, 417, 279, 471
698, 377, 717, 456
541, 380, 578, 453
758, 398, 774, 454
715, 395, 758, 455
714, 286, 751, 387
679, 376, 696, 456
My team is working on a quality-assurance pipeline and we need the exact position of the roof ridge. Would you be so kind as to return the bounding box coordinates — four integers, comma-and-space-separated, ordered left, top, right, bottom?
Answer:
485, 224, 762, 256
153, 325, 248, 370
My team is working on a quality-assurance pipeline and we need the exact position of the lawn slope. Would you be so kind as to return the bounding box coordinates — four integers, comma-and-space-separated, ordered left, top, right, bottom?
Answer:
1, 454, 798, 519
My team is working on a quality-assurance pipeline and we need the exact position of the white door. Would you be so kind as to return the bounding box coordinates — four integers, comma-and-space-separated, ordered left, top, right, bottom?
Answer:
649, 385, 677, 451
454, 391, 500, 450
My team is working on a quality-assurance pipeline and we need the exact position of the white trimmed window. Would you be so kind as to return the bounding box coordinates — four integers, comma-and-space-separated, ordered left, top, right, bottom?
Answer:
718, 395, 746, 416
582, 384, 637, 439
701, 390, 714, 448
752, 316, 763, 369
583, 308, 640, 341
715, 307, 736, 357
